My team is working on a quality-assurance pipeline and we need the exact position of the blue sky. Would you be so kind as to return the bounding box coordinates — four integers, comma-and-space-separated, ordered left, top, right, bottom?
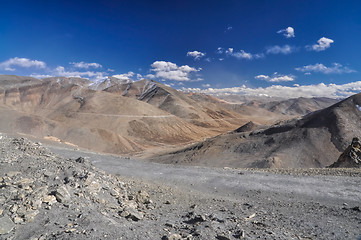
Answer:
1, 0, 361, 98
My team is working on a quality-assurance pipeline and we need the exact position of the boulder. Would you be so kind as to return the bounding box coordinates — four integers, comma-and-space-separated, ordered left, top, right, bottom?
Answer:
329, 137, 361, 168
54, 185, 71, 203
0, 215, 15, 234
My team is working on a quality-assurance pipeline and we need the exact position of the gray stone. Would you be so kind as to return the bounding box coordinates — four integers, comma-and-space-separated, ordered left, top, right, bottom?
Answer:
0, 215, 15, 234
120, 206, 144, 221
136, 190, 150, 204
42, 195, 57, 205
13, 216, 23, 224
55, 186, 71, 203
216, 234, 231, 240
162, 234, 183, 240
24, 210, 39, 222
6, 171, 20, 178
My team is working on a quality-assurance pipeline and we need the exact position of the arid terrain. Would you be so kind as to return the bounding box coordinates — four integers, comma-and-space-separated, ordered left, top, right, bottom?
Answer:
151, 92, 361, 169
1, 133, 360, 240
0, 75, 360, 240
0, 75, 338, 158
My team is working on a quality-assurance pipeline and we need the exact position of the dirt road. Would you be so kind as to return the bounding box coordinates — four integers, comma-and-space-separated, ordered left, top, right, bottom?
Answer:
48, 146, 361, 239
50, 146, 361, 206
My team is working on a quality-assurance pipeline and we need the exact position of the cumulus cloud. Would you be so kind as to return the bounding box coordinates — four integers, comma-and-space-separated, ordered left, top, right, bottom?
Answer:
216, 47, 224, 54
187, 51, 206, 60
145, 74, 156, 79
277, 27, 295, 38
30, 74, 54, 79
254, 75, 269, 80
182, 81, 361, 99
70, 61, 102, 69
150, 61, 201, 81
255, 73, 295, 82
295, 63, 356, 74
306, 37, 334, 52
0, 57, 46, 71
268, 75, 295, 82
0, 58, 114, 82
266, 45, 295, 55
54, 66, 107, 81
225, 48, 253, 60
112, 71, 135, 80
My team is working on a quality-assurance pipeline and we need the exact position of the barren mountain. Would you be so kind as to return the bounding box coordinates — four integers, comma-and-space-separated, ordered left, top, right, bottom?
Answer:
0, 75, 342, 159
0, 75, 289, 156
190, 93, 338, 125
255, 97, 339, 116
151, 92, 361, 168
101, 79, 252, 132
0, 76, 216, 154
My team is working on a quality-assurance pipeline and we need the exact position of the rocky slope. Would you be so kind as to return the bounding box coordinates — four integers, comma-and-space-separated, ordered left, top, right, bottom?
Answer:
1, 133, 360, 240
330, 137, 361, 168
151, 92, 361, 168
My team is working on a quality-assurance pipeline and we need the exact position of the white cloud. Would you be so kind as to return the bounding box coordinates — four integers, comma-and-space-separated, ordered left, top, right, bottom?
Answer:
107, 68, 115, 72
216, 47, 224, 54
254, 75, 269, 80
70, 61, 102, 69
226, 48, 253, 60
54, 66, 107, 81
145, 74, 156, 79
295, 63, 356, 74
225, 26, 233, 32
181, 81, 361, 99
0, 57, 46, 71
112, 71, 135, 80
269, 75, 295, 82
306, 37, 334, 52
266, 45, 295, 55
0, 58, 113, 82
187, 51, 206, 60
30, 74, 53, 79
255, 73, 295, 82
277, 27, 295, 38
202, 83, 211, 88
150, 61, 201, 81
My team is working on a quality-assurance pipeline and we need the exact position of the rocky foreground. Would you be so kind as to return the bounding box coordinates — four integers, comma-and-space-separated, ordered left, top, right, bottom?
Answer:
0, 133, 361, 240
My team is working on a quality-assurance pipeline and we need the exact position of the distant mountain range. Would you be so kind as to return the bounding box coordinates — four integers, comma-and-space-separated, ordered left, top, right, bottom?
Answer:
0, 75, 344, 167
151, 92, 361, 168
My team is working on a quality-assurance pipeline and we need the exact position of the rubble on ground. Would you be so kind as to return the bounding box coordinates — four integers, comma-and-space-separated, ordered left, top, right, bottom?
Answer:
0, 134, 152, 239
1, 133, 360, 239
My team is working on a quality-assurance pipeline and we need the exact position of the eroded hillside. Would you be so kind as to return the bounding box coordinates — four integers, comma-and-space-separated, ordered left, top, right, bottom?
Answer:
151, 93, 361, 168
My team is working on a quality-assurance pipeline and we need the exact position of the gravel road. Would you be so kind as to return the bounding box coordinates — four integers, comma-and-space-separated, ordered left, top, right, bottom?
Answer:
50, 146, 361, 206
1, 135, 360, 239
47, 145, 361, 239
